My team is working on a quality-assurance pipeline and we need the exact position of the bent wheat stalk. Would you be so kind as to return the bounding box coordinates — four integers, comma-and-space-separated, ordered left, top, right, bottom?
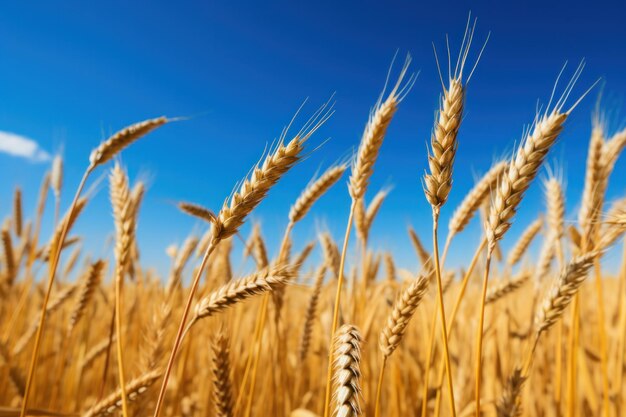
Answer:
154, 106, 329, 417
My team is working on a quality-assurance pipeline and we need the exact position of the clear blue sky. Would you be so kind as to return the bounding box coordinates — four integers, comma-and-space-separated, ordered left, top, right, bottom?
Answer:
1, 1, 626, 276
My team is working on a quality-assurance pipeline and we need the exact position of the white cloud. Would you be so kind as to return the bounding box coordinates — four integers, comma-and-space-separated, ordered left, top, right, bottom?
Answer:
0, 131, 51, 162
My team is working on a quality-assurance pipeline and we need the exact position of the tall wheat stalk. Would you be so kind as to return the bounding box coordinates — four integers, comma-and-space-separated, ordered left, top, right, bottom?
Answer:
322, 54, 413, 417
421, 19, 488, 417
479, 63, 592, 417
19, 116, 168, 417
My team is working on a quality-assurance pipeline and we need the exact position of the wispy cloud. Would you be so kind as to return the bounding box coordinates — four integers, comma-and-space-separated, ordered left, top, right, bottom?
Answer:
0, 131, 51, 162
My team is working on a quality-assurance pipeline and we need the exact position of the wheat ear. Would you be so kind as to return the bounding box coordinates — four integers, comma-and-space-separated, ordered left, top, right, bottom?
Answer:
299, 266, 326, 362
545, 176, 565, 241
408, 227, 431, 269
348, 55, 413, 201
89, 116, 168, 169
2, 228, 15, 287
13, 187, 23, 236
211, 329, 234, 417
379, 273, 430, 358
190, 266, 291, 324
506, 218, 543, 267
333, 325, 363, 417
51, 154, 63, 225
535, 252, 597, 335
485, 272, 530, 304
82, 370, 162, 417
448, 161, 507, 239
178, 201, 217, 223
290, 164, 347, 223
495, 367, 527, 417
67, 260, 105, 333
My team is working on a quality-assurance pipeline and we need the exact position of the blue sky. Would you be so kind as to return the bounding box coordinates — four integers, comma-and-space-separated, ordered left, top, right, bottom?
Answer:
1, 1, 626, 276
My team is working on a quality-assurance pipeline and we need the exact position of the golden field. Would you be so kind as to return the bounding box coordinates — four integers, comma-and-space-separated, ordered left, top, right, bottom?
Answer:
1, 26, 626, 417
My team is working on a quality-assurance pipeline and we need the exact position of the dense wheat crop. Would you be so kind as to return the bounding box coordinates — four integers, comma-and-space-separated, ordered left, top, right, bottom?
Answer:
2, 24, 626, 417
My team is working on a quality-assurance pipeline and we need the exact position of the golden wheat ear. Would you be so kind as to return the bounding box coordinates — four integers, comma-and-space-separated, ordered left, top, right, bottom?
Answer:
487, 61, 595, 251
178, 201, 217, 223
349, 53, 415, 202
424, 16, 489, 211
332, 325, 363, 417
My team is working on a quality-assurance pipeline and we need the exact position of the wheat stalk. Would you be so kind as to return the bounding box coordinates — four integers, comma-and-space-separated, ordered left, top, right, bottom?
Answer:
479, 62, 589, 417
109, 163, 137, 417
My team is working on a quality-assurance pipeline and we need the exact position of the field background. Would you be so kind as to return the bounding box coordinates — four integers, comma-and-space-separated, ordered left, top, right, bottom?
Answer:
2, 2, 626, 417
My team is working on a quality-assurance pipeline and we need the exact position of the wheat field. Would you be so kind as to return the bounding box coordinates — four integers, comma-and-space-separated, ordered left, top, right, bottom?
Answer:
2, 24, 626, 417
